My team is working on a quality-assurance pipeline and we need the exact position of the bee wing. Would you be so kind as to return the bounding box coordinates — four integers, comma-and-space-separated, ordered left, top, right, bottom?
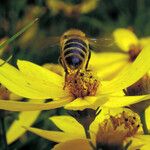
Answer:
88, 37, 115, 50
38, 36, 60, 51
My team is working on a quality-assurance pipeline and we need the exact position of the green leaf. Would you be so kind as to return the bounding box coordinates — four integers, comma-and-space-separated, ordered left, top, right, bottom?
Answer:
0, 18, 38, 50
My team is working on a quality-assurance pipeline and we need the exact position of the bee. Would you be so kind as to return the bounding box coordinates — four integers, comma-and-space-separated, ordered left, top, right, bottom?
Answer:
40, 29, 114, 74
40, 29, 113, 95
59, 29, 91, 74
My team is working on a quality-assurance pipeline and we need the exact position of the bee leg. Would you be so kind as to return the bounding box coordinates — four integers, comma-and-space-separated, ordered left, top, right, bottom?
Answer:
85, 50, 91, 70
63, 73, 69, 90
58, 56, 63, 66
58, 56, 68, 74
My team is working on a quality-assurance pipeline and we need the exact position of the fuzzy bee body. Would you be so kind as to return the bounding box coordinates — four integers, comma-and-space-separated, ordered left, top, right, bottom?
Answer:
59, 29, 91, 74
41, 28, 113, 74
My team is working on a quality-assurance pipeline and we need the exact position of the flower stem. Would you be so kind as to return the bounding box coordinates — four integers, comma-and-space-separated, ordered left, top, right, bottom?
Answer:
84, 128, 96, 150
0, 117, 8, 150
139, 110, 149, 134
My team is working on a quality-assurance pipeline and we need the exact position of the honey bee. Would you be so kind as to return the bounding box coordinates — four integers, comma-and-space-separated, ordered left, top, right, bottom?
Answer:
41, 29, 114, 74
59, 29, 91, 74
41, 29, 113, 96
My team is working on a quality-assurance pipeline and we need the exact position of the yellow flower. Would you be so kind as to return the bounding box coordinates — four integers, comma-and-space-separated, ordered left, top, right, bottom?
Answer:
6, 64, 58, 145
0, 44, 150, 111
46, 0, 99, 16
6, 64, 60, 144
0, 84, 35, 144
89, 29, 150, 134
24, 108, 150, 150
0, 18, 46, 145
6, 99, 44, 144
91, 28, 150, 80
0, 85, 43, 144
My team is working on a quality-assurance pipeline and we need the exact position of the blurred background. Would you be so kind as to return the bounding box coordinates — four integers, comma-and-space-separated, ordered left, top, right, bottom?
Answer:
0, 0, 150, 149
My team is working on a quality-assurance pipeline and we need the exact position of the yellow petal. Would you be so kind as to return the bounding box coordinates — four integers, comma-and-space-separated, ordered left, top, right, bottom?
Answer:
43, 63, 64, 77
80, 0, 98, 14
90, 52, 129, 68
103, 95, 150, 108
100, 44, 150, 94
17, 60, 63, 86
128, 135, 150, 150
0, 97, 71, 111
145, 106, 150, 131
64, 96, 108, 111
113, 28, 138, 51
139, 37, 150, 47
96, 60, 129, 80
0, 59, 68, 99
53, 139, 92, 150
90, 52, 129, 80
24, 127, 80, 143
9, 93, 22, 101
7, 100, 43, 144
50, 116, 85, 137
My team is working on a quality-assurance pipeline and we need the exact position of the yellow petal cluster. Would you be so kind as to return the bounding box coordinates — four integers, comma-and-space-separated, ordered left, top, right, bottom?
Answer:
24, 108, 150, 150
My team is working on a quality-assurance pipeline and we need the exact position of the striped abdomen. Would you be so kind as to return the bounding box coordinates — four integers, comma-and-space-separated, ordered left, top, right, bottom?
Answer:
62, 38, 89, 70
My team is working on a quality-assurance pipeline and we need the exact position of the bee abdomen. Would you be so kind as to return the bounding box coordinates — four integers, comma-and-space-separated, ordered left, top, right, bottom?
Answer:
64, 43, 87, 53
64, 48, 85, 58
64, 48, 85, 69
63, 38, 88, 69
65, 55, 83, 68
65, 38, 87, 49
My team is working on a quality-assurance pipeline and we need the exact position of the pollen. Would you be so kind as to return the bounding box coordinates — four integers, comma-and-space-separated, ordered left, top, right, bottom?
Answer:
96, 110, 140, 149
65, 70, 99, 98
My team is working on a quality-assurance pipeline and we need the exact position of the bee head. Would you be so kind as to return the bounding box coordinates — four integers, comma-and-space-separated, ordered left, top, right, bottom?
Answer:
61, 29, 86, 40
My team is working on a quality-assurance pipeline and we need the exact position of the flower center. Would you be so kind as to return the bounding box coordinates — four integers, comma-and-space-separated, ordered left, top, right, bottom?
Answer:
96, 111, 140, 150
128, 44, 142, 62
64, 70, 99, 98
0, 84, 10, 100
124, 74, 150, 115
125, 73, 150, 96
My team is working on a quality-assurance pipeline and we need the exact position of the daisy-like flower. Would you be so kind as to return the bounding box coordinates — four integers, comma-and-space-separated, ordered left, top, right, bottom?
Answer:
91, 28, 150, 80
93, 28, 150, 133
24, 107, 150, 150
6, 64, 59, 145
0, 18, 42, 145
0, 44, 150, 112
